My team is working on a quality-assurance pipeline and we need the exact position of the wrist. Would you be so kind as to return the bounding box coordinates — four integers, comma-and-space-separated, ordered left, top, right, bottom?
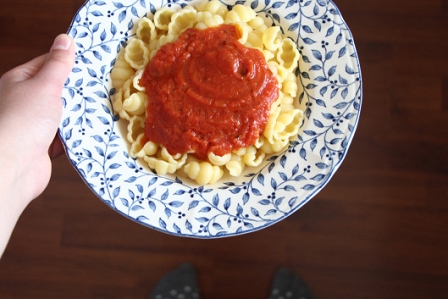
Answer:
0, 123, 38, 214
0, 150, 27, 257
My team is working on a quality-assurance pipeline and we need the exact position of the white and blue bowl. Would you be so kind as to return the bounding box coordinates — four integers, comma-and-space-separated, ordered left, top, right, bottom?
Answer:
60, 0, 362, 238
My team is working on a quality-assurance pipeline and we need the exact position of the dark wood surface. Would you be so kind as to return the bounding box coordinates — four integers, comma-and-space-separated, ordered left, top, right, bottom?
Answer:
1, 0, 447, 298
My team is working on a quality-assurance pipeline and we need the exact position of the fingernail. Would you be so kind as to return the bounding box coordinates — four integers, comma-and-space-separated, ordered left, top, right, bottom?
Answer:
51, 34, 72, 51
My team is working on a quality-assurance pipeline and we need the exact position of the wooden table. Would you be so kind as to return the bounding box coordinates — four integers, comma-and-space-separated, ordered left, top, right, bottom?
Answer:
0, 0, 447, 298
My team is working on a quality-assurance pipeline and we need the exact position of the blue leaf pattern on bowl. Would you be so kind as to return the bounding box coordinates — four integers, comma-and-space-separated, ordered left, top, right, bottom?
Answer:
60, 0, 362, 238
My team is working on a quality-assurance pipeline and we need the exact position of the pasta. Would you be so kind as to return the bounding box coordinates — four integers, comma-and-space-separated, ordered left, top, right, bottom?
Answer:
183, 160, 224, 185
111, 1, 303, 185
124, 38, 150, 69
136, 17, 157, 44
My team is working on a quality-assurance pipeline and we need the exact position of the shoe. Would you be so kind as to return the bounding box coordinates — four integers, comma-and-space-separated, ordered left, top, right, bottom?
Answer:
149, 263, 201, 299
267, 267, 315, 299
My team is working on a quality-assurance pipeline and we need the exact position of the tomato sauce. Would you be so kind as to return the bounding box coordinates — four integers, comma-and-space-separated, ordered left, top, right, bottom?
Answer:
140, 24, 279, 161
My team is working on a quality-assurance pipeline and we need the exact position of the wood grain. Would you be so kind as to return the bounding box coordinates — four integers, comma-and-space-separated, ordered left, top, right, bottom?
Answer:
0, 0, 447, 298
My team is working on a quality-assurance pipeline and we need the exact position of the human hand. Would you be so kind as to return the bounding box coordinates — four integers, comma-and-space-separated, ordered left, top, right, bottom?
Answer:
0, 34, 75, 255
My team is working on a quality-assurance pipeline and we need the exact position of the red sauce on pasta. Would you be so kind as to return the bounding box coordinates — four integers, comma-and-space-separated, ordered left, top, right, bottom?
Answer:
140, 24, 279, 161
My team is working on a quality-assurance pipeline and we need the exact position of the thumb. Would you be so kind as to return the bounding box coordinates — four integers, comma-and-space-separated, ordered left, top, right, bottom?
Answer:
35, 34, 75, 91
